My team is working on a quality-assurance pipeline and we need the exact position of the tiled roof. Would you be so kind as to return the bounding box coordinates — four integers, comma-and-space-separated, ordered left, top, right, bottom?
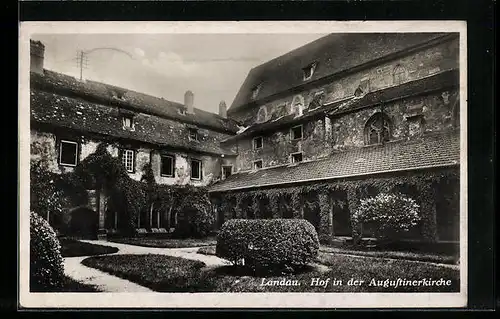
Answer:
31, 70, 239, 134
209, 132, 460, 192
31, 90, 237, 156
223, 69, 459, 142
229, 33, 453, 113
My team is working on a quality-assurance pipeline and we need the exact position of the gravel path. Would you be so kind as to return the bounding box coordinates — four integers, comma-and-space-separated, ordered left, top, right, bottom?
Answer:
63, 240, 231, 292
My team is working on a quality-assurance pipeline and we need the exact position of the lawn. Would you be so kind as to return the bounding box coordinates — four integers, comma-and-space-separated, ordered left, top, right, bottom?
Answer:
31, 275, 102, 292
197, 245, 458, 265
59, 237, 119, 257
110, 237, 217, 248
82, 253, 460, 293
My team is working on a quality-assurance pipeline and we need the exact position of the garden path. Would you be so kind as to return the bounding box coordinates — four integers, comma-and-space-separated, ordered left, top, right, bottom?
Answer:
63, 240, 231, 292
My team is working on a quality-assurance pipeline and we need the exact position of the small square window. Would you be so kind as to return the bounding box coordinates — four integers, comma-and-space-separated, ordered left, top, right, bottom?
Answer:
122, 149, 135, 173
253, 160, 263, 170
188, 128, 198, 141
302, 62, 317, 81
253, 136, 263, 149
191, 159, 202, 180
291, 152, 303, 163
59, 140, 78, 166
251, 84, 262, 100
222, 165, 233, 180
122, 116, 134, 129
160, 155, 175, 177
291, 125, 303, 140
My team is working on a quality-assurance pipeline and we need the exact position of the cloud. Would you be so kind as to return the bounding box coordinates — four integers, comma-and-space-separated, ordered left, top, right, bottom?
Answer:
139, 51, 200, 77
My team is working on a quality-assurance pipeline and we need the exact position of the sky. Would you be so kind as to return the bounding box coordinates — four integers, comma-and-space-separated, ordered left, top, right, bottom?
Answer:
32, 33, 328, 113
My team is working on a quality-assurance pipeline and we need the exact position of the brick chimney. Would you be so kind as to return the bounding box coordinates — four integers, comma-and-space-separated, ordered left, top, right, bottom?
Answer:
30, 40, 45, 75
219, 100, 227, 119
184, 90, 194, 114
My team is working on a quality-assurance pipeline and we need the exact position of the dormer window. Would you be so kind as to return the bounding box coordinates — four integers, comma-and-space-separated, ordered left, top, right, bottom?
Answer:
302, 62, 317, 81
251, 83, 262, 100
122, 116, 134, 130
291, 152, 303, 163
253, 160, 263, 170
188, 128, 198, 141
178, 108, 186, 115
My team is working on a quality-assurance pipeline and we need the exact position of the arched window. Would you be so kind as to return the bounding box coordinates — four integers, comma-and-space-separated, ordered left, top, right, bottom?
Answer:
291, 95, 305, 116
364, 113, 392, 145
393, 64, 408, 85
256, 106, 268, 123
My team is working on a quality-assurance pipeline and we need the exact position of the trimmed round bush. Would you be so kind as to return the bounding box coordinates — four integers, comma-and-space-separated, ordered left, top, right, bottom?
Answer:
30, 211, 65, 291
216, 219, 319, 273
352, 192, 421, 241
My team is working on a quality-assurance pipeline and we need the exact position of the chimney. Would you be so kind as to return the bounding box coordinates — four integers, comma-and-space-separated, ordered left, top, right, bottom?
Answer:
219, 100, 227, 119
184, 90, 194, 114
30, 40, 45, 75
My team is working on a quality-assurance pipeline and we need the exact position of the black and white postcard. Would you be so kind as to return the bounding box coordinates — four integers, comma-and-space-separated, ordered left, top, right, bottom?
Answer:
19, 21, 468, 308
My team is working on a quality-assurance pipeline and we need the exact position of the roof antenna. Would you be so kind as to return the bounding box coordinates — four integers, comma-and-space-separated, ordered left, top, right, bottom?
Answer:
75, 47, 135, 81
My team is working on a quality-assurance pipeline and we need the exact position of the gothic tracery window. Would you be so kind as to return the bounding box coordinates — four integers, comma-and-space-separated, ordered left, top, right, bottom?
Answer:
364, 113, 392, 145
393, 64, 408, 85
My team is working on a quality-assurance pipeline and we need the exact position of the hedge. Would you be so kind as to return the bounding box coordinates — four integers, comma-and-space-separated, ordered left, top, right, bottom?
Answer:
216, 219, 319, 273
30, 211, 65, 291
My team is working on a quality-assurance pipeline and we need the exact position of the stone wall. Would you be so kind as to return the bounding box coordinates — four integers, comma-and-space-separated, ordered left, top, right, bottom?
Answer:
30, 129, 234, 186
230, 37, 459, 126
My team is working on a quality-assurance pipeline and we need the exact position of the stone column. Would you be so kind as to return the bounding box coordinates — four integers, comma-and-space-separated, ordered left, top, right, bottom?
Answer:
418, 185, 438, 242
318, 191, 333, 241
346, 187, 361, 244
291, 192, 302, 219
94, 188, 107, 240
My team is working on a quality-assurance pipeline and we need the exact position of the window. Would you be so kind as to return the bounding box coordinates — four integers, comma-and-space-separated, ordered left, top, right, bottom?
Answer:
222, 165, 233, 180
253, 160, 263, 170
291, 125, 303, 140
256, 106, 268, 123
160, 155, 175, 177
188, 128, 198, 141
302, 62, 317, 81
191, 159, 202, 180
122, 116, 134, 129
59, 140, 78, 166
122, 149, 135, 173
364, 113, 392, 145
393, 64, 408, 85
253, 136, 263, 149
291, 152, 303, 163
251, 84, 262, 100
291, 95, 305, 116
309, 91, 325, 109
178, 107, 186, 115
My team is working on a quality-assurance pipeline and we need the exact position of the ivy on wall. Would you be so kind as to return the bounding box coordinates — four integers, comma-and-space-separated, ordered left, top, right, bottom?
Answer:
210, 167, 459, 243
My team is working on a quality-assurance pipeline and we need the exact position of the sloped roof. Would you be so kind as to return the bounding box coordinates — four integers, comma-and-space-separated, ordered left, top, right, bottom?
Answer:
223, 69, 459, 142
229, 32, 454, 113
31, 70, 239, 134
31, 90, 237, 156
209, 132, 460, 192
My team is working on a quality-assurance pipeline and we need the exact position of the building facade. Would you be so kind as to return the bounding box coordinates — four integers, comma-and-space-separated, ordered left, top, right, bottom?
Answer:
29, 40, 239, 235
209, 33, 461, 244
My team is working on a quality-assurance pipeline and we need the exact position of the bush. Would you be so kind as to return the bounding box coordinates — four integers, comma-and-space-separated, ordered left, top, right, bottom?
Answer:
30, 211, 65, 291
216, 219, 319, 273
353, 193, 421, 241
173, 186, 214, 238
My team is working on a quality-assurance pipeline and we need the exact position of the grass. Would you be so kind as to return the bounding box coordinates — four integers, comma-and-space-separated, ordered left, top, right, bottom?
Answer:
59, 237, 119, 257
319, 246, 459, 265
82, 253, 459, 293
31, 275, 102, 292
110, 237, 217, 248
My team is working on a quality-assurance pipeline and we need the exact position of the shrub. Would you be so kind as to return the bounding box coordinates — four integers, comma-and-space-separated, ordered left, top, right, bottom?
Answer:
173, 186, 214, 238
30, 211, 65, 291
216, 219, 319, 273
352, 193, 421, 241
